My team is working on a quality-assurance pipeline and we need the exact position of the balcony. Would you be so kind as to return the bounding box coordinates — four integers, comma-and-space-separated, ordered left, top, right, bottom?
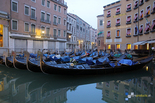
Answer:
150, 29, 155, 33
139, 2, 144, 6
0, 11, 10, 20
139, 18, 143, 21
30, 32, 36, 37
145, 0, 149, 2
126, 35, 131, 37
126, 21, 131, 25
41, 19, 51, 24
106, 37, 111, 39
116, 12, 120, 15
107, 25, 111, 28
115, 23, 120, 27
126, 9, 131, 12
133, 34, 138, 37
107, 15, 111, 18
45, 34, 51, 38
138, 33, 143, 35
30, 16, 37, 21
53, 35, 58, 39
151, 10, 155, 14
133, 20, 138, 23
53, 22, 58, 26
144, 31, 149, 34
144, 14, 150, 18
133, 6, 139, 10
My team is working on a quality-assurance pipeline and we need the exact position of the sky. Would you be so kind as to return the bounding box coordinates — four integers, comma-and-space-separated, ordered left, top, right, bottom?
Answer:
65, 0, 115, 29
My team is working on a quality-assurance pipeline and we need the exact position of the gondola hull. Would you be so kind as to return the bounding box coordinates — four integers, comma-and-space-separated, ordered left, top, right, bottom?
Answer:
27, 60, 41, 72
40, 55, 153, 75
5, 57, 14, 68
13, 58, 27, 70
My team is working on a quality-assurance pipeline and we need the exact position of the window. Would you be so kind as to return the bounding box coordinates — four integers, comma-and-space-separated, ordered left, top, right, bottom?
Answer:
41, 12, 45, 21
134, 27, 138, 35
107, 31, 110, 38
140, 0, 144, 5
64, 19, 66, 25
98, 40, 100, 46
151, 20, 155, 31
77, 25, 79, 30
107, 21, 111, 27
134, 1, 138, 8
12, 20, 18, 30
116, 30, 120, 37
31, 24, 35, 33
47, 1, 50, 8
53, 29, 57, 36
126, 16, 131, 23
58, 18, 61, 24
54, 16, 57, 23
107, 44, 111, 49
145, 6, 151, 16
46, 28, 50, 36
153, 2, 155, 12
54, 4, 57, 11
41, 26, 45, 35
46, 14, 50, 22
42, 0, 45, 6
126, 44, 131, 50
63, 31, 66, 37
126, 28, 131, 36
116, 18, 120, 26
31, 0, 36, 3
134, 13, 138, 21
134, 45, 138, 50
12, 0, 18, 12
58, 30, 61, 36
64, 8, 66, 15
140, 10, 144, 19
107, 11, 111, 16
24, 5, 29, 16
100, 20, 103, 26
24, 23, 29, 32
116, 44, 120, 49
31, 7, 36, 19
58, 6, 61, 12
0, 24, 3, 47
139, 25, 143, 34
144, 23, 150, 33
116, 8, 120, 14
126, 4, 131, 11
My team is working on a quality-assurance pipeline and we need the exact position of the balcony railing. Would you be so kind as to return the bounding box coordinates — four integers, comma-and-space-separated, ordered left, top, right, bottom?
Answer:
41, 19, 51, 24
30, 32, 36, 37
53, 22, 58, 26
53, 35, 58, 39
30, 16, 37, 21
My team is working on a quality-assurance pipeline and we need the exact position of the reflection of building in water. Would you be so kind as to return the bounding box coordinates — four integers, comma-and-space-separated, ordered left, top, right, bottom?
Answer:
96, 77, 155, 103
0, 76, 68, 103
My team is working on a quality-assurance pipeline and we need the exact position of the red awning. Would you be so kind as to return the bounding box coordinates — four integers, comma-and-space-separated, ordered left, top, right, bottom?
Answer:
134, 15, 137, 20
126, 29, 131, 35
107, 32, 110, 37
127, 5, 131, 9
144, 25, 150, 31
139, 27, 143, 32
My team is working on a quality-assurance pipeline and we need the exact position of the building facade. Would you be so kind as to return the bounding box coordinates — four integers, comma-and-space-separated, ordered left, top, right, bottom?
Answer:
97, 14, 104, 51
0, 0, 68, 54
90, 27, 97, 49
103, 0, 155, 51
69, 13, 93, 50
66, 13, 77, 52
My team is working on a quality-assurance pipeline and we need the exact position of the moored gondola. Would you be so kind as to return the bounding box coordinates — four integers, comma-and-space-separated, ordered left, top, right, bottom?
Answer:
40, 52, 153, 75
12, 51, 27, 70
3, 51, 14, 68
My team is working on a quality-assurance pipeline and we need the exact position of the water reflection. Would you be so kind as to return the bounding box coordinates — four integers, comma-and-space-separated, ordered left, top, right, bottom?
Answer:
0, 62, 154, 103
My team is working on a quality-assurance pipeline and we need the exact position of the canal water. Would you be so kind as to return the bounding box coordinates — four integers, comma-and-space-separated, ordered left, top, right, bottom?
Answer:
0, 62, 155, 103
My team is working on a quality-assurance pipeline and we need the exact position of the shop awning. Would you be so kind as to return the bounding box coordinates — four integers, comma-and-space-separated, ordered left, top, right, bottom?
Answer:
133, 41, 147, 45
133, 40, 155, 45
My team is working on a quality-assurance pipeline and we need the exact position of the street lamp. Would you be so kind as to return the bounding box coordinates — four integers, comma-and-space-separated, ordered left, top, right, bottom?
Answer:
42, 31, 45, 34
69, 35, 71, 39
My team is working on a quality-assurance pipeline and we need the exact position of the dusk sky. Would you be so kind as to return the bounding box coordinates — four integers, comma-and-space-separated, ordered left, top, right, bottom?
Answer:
65, 0, 115, 29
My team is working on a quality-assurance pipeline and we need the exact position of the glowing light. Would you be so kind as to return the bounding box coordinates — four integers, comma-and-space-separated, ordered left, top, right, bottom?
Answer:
69, 35, 71, 38
146, 66, 148, 71
42, 31, 45, 34
35, 36, 41, 38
